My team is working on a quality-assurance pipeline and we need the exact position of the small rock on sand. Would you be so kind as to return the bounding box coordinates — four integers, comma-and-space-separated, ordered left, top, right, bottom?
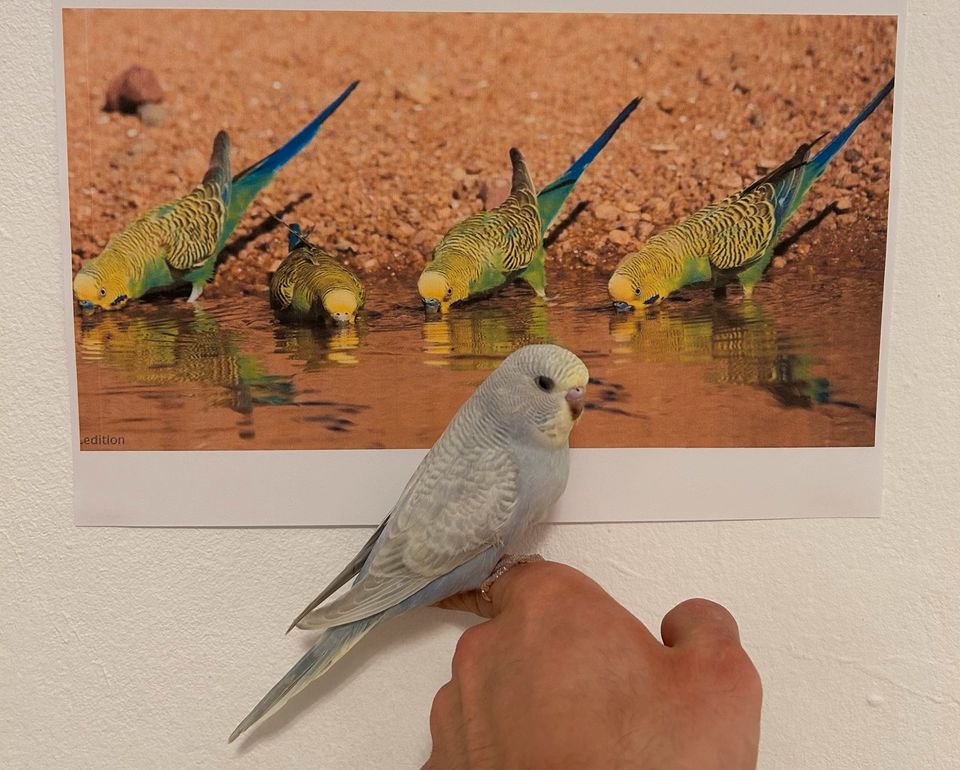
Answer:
607, 229, 631, 246
594, 202, 620, 221
104, 65, 163, 114
136, 102, 167, 127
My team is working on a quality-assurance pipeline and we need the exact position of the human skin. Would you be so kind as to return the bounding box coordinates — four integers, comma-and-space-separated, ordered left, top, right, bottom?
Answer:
424, 561, 762, 770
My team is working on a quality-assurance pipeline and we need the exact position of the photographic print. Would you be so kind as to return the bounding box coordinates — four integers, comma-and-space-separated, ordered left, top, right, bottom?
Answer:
60, 2, 901, 525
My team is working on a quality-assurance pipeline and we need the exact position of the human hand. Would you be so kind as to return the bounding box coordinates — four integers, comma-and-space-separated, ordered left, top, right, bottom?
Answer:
424, 561, 761, 770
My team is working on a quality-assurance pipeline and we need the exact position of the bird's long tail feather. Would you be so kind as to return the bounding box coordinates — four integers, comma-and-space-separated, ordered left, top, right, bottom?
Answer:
228, 614, 380, 743
806, 77, 894, 178
217, 80, 359, 249
536, 97, 640, 235
773, 77, 893, 225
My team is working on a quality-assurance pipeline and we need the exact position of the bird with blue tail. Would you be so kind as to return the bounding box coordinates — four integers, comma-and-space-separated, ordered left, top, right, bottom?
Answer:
270, 224, 366, 325
608, 77, 894, 310
418, 97, 641, 313
73, 81, 359, 311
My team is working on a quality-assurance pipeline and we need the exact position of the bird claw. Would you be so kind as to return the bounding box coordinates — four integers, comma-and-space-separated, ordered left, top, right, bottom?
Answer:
479, 554, 545, 602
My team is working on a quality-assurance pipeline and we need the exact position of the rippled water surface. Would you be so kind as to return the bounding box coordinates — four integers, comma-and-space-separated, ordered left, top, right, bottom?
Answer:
75, 263, 881, 450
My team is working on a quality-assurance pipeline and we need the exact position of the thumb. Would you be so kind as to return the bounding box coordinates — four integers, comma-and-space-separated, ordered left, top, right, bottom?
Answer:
660, 598, 742, 649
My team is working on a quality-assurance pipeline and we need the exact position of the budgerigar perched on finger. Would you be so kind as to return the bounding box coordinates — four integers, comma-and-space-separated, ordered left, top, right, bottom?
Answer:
608, 77, 894, 309
73, 81, 359, 311
418, 98, 640, 312
229, 343, 589, 743
270, 224, 365, 325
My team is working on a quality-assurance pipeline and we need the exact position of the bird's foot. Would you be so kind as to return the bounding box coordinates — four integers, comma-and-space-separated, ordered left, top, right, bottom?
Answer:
480, 554, 545, 602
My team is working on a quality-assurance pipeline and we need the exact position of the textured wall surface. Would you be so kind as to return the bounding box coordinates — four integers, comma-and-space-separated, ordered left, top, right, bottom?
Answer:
2, 1, 958, 768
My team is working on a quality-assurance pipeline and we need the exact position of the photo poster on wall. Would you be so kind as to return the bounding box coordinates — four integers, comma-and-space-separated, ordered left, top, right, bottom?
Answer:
58, 1, 903, 526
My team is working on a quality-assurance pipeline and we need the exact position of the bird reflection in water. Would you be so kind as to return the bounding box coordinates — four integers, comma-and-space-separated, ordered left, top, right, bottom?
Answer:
77, 306, 295, 419
272, 320, 364, 370
609, 300, 838, 409
421, 298, 551, 370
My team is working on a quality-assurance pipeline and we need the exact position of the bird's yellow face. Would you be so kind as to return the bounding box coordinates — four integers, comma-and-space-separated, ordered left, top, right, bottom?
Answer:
73, 270, 131, 311
608, 270, 665, 311
418, 269, 466, 313
321, 288, 359, 325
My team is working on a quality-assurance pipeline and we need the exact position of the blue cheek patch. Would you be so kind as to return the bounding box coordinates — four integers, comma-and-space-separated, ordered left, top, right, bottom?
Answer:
79, 300, 94, 309
643, 294, 660, 305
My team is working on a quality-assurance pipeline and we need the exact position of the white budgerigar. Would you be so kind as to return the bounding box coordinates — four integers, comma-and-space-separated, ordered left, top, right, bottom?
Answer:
229, 343, 589, 742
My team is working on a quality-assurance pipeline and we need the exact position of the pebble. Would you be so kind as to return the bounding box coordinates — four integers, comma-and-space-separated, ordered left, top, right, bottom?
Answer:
103, 65, 163, 113
841, 172, 861, 189
649, 143, 677, 153
607, 229, 631, 246
772, 256, 787, 269
711, 128, 728, 141
137, 103, 166, 127
657, 95, 676, 113
720, 173, 743, 189
835, 197, 854, 213
594, 202, 620, 221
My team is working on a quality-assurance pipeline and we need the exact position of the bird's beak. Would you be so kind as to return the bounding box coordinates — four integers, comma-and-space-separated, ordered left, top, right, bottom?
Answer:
78, 300, 95, 310
422, 298, 441, 313
566, 386, 586, 420
613, 301, 633, 312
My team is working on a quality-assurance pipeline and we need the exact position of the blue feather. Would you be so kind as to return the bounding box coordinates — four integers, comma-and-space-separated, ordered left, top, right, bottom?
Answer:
807, 77, 894, 178
215, 80, 360, 251
287, 223, 303, 251
536, 97, 641, 234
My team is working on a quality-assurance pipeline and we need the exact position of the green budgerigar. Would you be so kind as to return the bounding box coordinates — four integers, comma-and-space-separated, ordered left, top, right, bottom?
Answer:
418, 98, 640, 313
608, 77, 894, 310
73, 81, 358, 311
270, 224, 365, 325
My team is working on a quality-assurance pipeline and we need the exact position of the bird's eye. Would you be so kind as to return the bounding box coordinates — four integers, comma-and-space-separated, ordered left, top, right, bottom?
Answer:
445, 287, 453, 297
536, 375, 555, 392
634, 287, 642, 295
99, 287, 106, 297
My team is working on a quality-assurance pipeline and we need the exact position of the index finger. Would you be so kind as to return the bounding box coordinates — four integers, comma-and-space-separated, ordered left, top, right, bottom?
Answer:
434, 560, 589, 619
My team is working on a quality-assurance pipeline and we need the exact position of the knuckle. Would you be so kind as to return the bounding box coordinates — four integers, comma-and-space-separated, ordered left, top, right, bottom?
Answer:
429, 683, 453, 732
451, 625, 485, 673
697, 637, 761, 696
513, 562, 589, 609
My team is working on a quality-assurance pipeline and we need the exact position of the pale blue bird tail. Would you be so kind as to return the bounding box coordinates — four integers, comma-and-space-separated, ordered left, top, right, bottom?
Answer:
768, 77, 894, 224
536, 97, 641, 235
228, 614, 382, 743
216, 80, 360, 251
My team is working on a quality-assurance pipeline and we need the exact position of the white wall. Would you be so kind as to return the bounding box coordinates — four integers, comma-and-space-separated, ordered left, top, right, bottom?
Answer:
2, 1, 958, 768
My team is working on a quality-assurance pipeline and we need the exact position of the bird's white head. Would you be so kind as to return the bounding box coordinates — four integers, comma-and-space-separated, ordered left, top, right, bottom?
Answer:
481, 344, 590, 448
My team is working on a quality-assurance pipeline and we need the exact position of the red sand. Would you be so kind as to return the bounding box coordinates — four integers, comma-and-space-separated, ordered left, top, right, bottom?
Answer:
62, 11, 896, 296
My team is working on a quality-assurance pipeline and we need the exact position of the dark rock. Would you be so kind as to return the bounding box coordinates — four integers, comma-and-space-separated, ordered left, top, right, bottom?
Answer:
104, 66, 163, 114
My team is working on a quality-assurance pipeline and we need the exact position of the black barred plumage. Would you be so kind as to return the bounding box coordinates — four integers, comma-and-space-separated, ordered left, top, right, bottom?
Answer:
74, 82, 360, 311
270, 243, 365, 324
418, 149, 545, 311
436, 153, 538, 276
610, 184, 779, 307
609, 78, 893, 309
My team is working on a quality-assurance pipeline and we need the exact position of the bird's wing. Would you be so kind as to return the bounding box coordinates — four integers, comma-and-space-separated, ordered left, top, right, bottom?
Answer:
296, 438, 518, 629
704, 187, 777, 271
286, 516, 392, 632
158, 185, 227, 271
